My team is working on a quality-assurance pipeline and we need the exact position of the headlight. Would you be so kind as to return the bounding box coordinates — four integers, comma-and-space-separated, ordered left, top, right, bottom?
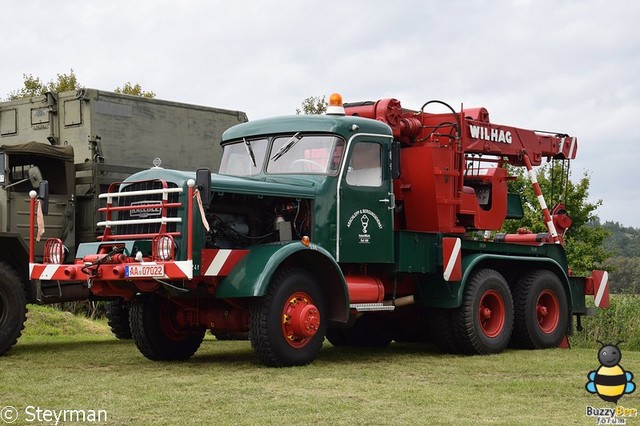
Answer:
153, 234, 175, 261
44, 239, 64, 264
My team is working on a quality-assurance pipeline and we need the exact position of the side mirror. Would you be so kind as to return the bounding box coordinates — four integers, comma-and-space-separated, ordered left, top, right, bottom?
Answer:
195, 168, 211, 206
29, 166, 43, 188
38, 180, 49, 215
3, 165, 43, 189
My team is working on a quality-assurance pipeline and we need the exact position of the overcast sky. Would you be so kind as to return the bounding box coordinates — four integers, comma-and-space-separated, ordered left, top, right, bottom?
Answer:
2, 0, 639, 227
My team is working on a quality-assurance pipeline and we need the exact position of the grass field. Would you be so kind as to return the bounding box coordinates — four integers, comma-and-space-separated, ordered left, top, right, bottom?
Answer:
2, 305, 640, 425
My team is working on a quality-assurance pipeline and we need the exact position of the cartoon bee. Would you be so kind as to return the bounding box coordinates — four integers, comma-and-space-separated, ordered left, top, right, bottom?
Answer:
586, 341, 636, 403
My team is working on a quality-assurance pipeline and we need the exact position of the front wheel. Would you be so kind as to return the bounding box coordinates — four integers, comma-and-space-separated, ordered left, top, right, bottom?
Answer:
250, 267, 326, 367
452, 268, 513, 355
129, 295, 204, 361
511, 270, 568, 349
0, 262, 27, 355
105, 299, 132, 339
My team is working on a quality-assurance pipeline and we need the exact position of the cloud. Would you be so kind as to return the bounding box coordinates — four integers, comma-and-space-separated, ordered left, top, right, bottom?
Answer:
2, 0, 639, 225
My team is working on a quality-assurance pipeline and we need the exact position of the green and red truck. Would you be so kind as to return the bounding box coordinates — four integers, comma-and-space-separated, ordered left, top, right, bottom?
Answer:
28, 93, 608, 366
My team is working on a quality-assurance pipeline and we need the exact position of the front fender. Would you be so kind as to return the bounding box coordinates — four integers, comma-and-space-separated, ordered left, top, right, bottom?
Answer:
216, 241, 349, 322
216, 242, 304, 298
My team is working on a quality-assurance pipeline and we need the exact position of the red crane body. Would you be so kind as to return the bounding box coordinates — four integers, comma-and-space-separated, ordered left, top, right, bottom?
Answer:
344, 98, 577, 236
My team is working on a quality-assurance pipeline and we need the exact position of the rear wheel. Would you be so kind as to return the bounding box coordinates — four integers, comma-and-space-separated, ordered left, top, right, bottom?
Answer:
0, 262, 27, 355
452, 268, 513, 354
105, 299, 132, 339
511, 270, 568, 349
428, 308, 462, 353
129, 295, 204, 361
250, 267, 326, 367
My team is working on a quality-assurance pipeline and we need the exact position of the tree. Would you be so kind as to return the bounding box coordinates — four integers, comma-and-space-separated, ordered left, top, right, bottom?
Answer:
5, 70, 155, 100
599, 222, 640, 293
114, 82, 156, 98
502, 162, 609, 275
6, 69, 80, 100
296, 95, 327, 115
604, 256, 640, 293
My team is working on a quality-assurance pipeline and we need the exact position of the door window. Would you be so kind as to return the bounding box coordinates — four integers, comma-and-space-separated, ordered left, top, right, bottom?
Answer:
346, 142, 382, 187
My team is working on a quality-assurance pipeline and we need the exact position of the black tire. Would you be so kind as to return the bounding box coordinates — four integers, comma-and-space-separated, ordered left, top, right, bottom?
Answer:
452, 268, 513, 355
511, 270, 568, 349
129, 295, 205, 361
212, 332, 249, 341
250, 267, 326, 367
105, 299, 132, 339
0, 262, 27, 356
427, 308, 462, 353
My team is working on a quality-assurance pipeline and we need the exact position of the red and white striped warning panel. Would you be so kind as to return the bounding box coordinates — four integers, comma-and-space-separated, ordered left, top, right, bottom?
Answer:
30, 264, 69, 281
442, 237, 462, 282
200, 249, 249, 277
30, 260, 194, 281
592, 270, 610, 308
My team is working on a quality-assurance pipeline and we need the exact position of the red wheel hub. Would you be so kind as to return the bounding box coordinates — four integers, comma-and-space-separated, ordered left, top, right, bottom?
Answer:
281, 292, 320, 348
536, 290, 560, 333
478, 290, 505, 338
158, 299, 190, 341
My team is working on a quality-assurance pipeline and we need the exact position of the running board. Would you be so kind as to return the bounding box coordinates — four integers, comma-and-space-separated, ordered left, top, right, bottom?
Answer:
349, 303, 395, 312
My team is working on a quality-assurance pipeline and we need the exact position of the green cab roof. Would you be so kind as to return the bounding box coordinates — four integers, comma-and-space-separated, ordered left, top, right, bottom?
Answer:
221, 114, 393, 143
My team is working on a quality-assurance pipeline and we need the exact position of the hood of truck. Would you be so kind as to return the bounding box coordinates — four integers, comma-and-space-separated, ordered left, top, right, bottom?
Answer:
212, 173, 321, 198
123, 167, 322, 199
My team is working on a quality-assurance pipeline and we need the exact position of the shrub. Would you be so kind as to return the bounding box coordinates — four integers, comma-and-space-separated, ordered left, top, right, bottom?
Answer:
570, 294, 640, 351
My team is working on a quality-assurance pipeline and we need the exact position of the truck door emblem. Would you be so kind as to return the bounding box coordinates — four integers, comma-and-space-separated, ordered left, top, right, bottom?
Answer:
347, 209, 382, 244
361, 214, 369, 234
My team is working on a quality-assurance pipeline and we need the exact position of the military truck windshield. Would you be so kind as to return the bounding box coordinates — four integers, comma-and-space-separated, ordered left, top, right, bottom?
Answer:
220, 135, 345, 176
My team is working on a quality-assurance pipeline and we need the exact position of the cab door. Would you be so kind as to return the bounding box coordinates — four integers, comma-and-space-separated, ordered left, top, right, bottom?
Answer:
338, 137, 394, 263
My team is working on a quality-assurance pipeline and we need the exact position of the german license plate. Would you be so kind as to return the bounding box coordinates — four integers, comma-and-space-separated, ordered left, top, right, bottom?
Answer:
125, 264, 164, 278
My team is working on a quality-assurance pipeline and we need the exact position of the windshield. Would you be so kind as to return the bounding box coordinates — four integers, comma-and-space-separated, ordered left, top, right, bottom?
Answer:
267, 135, 344, 175
219, 138, 268, 176
219, 135, 345, 176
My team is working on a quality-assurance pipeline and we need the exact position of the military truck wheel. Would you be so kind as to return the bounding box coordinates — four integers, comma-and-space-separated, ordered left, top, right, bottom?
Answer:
105, 299, 132, 339
453, 268, 513, 355
129, 295, 205, 361
250, 267, 326, 367
0, 262, 27, 356
511, 270, 568, 349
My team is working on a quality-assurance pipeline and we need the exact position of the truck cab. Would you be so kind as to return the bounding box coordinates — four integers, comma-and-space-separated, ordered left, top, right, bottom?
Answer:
217, 114, 395, 263
0, 142, 75, 282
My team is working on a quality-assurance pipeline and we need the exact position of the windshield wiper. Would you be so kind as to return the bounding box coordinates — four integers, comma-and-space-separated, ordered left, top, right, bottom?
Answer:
243, 138, 256, 167
271, 132, 302, 162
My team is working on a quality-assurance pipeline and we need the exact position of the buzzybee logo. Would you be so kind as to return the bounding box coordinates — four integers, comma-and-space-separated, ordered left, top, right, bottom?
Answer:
586, 341, 635, 403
